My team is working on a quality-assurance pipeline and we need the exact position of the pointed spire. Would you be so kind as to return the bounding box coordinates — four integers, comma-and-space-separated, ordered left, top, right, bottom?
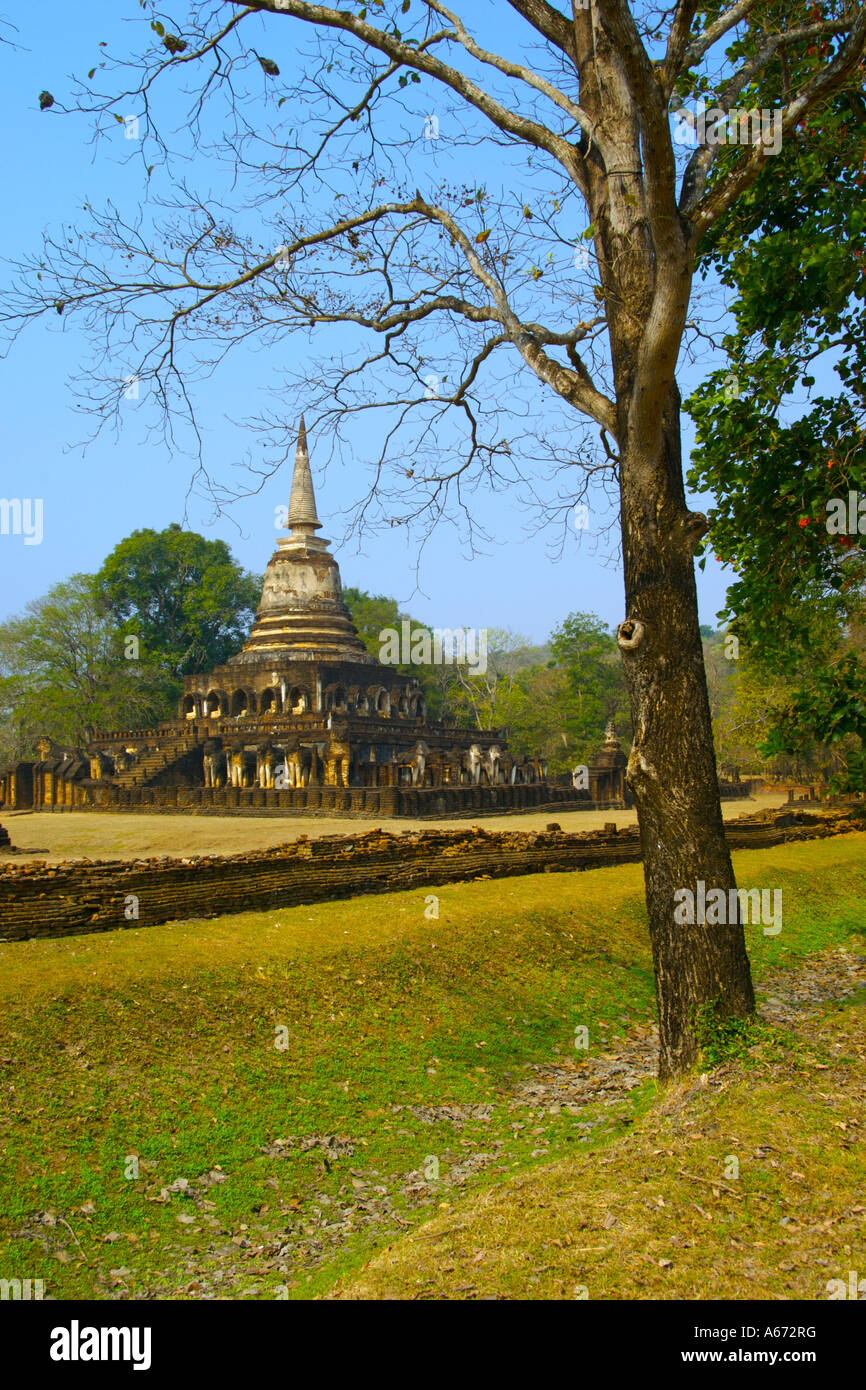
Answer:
287, 415, 321, 534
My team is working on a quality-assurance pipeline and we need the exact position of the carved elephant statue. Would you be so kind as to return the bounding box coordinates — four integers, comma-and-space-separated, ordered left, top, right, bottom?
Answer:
203, 739, 223, 788
463, 743, 484, 786
272, 740, 296, 789
510, 755, 534, 785
444, 747, 464, 786
282, 745, 315, 788
299, 746, 319, 786
88, 752, 111, 781
408, 740, 430, 786
484, 744, 504, 785
256, 741, 275, 789
227, 741, 246, 788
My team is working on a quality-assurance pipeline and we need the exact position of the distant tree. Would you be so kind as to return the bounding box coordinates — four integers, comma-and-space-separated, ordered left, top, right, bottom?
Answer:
342, 586, 412, 660
549, 612, 631, 759
494, 663, 577, 771
0, 575, 168, 760
760, 649, 866, 791
429, 628, 532, 732
97, 525, 261, 681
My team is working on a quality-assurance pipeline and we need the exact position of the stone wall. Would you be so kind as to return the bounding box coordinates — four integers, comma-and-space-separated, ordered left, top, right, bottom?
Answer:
28, 780, 596, 819
0, 806, 860, 944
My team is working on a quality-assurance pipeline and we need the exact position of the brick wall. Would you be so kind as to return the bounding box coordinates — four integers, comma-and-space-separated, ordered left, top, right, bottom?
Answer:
0, 807, 861, 943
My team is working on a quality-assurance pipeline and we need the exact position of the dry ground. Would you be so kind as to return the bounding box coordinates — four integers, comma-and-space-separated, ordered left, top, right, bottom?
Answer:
0, 791, 788, 864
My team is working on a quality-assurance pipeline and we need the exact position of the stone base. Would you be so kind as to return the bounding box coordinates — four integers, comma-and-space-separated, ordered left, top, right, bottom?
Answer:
33, 782, 597, 819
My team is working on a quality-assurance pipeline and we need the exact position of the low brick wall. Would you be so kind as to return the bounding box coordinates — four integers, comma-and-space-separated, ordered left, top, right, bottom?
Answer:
0, 807, 861, 944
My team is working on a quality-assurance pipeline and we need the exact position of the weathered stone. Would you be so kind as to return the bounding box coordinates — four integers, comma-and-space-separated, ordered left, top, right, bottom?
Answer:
0, 805, 859, 944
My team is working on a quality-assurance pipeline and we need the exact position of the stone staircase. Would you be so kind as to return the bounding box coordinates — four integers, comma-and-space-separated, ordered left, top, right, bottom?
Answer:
111, 735, 198, 788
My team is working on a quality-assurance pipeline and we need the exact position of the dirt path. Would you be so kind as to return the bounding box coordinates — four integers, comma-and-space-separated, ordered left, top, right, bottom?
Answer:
1, 793, 789, 864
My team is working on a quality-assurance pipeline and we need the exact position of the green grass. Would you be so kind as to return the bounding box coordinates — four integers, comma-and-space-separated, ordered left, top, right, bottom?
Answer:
0, 833, 863, 1299
335, 993, 866, 1301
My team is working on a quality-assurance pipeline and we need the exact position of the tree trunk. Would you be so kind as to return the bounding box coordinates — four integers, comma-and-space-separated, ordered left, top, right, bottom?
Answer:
617, 387, 756, 1079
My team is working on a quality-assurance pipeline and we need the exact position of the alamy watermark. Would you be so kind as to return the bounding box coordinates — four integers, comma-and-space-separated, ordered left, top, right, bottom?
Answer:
826, 491, 865, 534
826, 1270, 866, 1299
0, 498, 43, 545
0, 1277, 44, 1300
50, 1323, 152, 1370
379, 621, 488, 675
674, 881, 782, 935
673, 102, 783, 156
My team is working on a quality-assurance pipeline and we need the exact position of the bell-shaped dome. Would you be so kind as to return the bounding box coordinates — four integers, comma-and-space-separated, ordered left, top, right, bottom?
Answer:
233, 418, 373, 665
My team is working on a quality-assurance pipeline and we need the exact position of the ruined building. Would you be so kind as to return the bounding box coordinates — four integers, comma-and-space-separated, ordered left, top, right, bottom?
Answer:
1, 421, 601, 818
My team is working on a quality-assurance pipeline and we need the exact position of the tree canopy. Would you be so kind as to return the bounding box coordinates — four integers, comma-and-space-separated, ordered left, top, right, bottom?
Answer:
0, 527, 262, 760
97, 524, 261, 679
686, 38, 866, 786
0, 574, 168, 761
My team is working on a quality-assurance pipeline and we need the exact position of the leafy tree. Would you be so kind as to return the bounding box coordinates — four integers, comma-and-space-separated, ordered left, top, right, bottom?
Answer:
493, 661, 589, 771
0, 575, 168, 761
686, 28, 866, 786
760, 649, 866, 790
550, 612, 631, 761
426, 628, 529, 730
97, 524, 261, 683
6, 3, 866, 1073
342, 587, 410, 661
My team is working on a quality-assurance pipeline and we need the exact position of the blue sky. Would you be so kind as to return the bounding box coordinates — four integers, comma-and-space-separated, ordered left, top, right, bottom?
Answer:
0, 0, 742, 643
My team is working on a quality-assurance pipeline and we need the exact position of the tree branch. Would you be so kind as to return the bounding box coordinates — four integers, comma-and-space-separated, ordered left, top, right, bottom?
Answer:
234, 0, 591, 188
686, 7, 866, 236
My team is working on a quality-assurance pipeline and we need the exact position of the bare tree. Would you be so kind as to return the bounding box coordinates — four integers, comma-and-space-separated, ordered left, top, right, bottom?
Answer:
3, 1, 864, 1075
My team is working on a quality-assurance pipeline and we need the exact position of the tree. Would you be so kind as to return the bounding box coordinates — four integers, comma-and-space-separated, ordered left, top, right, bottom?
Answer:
424, 627, 531, 730
4, 2, 865, 1075
494, 661, 576, 769
550, 611, 630, 758
97, 524, 261, 682
760, 649, 866, 790
342, 587, 411, 661
686, 44, 866, 789
0, 575, 168, 761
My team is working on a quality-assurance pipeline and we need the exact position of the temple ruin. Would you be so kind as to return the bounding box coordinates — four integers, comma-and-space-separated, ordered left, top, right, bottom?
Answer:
1, 420, 613, 818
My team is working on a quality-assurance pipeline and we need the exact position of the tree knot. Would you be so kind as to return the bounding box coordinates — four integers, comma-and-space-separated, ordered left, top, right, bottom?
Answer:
681, 511, 709, 554
617, 618, 645, 652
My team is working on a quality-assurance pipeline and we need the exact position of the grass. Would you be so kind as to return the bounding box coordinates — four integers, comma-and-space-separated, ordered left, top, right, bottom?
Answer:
334, 998, 866, 1300
0, 832, 863, 1300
